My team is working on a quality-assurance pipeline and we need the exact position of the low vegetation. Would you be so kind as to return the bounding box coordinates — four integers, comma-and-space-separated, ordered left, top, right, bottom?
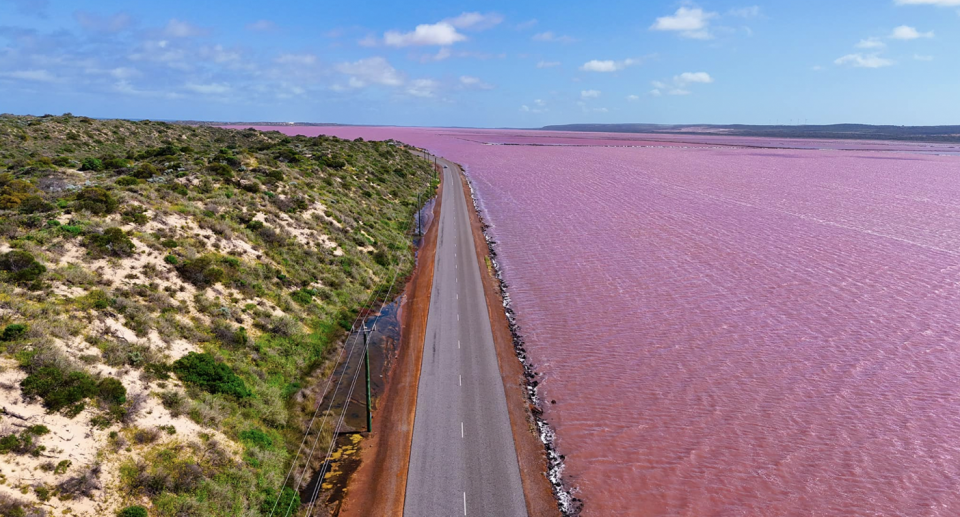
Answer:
0, 114, 437, 515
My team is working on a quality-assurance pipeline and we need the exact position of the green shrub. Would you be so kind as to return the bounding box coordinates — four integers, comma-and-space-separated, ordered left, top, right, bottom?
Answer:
171, 352, 251, 399
121, 206, 149, 225
102, 157, 129, 170
118, 505, 148, 517
34, 485, 51, 502
163, 254, 178, 265
0, 434, 21, 454
373, 249, 390, 267
18, 195, 54, 214
1, 323, 27, 341
116, 176, 140, 186
75, 186, 119, 214
85, 227, 135, 258
260, 487, 300, 515
0, 250, 46, 283
211, 322, 249, 349
175, 256, 224, 287
205, 162, 233, 179
20, 366, 98, 413
238, 428, 272, 449
60, 224, 83, 237
97, 377, 127, 405
132, 163, 158, 179
81, 289, 112, 309
0, 174, 37, 210
79, 158, 103, 171
290, 289, 314, 305
321, 155, 347, 169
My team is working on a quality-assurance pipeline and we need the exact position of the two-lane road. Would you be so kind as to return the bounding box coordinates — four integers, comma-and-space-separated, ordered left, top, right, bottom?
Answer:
404, 157, 528, 516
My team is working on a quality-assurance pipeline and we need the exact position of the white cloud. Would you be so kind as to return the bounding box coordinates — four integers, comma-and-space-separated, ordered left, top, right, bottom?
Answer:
444, 12, 503, 31
459, 75, 493, 89
536, 60, 560, 68
651, 7, 717, 39
109, 67, 141, 79
890, 25, 934, 39
200, 45, 241, 63
675, 72, 713, 84
581, 89, 601, 98
275, 53, 318, 66
74, 11, 133, 33
406, 78, 439, 97
894, 0, 960, 5
627, 94, 640, 101
0, 69, 56, 82
649, 73, 712, 97
246, 20, 277, 32
834, 53, 894, 68
729, 6, 761, 18
856, 37, 886, 49
580, 58, 640, 72
185, 82, 230, 94
532, 31, 576, 43
520, 102, 547, 114
164, 18, 206, 38
419, 47, 451, 62
336, 57, 404, 87
914, 54, 934, 61
384, 22, 466, 47
516, 19, 538, 30
358, 34, 379, 47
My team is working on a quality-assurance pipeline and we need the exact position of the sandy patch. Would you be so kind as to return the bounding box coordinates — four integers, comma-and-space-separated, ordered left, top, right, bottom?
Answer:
303, 202, 343, 229
253, 211, 340, 253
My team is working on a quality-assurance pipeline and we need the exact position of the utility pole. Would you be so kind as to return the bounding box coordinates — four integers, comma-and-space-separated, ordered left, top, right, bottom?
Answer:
361, 324, 374, 433
417, 192, 422, 236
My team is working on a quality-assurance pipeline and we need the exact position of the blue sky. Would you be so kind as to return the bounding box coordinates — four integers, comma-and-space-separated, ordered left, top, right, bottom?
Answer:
0, 0, 957, 127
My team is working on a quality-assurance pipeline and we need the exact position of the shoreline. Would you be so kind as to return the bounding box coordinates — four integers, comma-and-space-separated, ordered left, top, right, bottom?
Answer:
337, 164, 443, 516
459, 168, 581, 516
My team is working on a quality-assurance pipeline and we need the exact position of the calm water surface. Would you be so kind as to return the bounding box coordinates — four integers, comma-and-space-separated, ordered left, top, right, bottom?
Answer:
238, 126, 960, 516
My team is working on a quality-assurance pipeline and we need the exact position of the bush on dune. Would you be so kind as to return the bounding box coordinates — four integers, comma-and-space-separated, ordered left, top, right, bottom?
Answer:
20, 366, 127, 414
75, 186, 119, 214
172, 352, 251, 399
84, 227, 135, 258
0, 250, 46, 283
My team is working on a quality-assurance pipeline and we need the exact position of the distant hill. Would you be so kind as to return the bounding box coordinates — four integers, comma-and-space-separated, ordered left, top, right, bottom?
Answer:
540, 123, 960, 143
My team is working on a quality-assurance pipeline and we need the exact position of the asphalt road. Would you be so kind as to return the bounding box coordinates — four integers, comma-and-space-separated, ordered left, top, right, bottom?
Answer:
403, 157, 528, 517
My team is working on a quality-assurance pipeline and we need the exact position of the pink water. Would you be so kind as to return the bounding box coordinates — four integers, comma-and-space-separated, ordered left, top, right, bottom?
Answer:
233, 126, 960, 516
